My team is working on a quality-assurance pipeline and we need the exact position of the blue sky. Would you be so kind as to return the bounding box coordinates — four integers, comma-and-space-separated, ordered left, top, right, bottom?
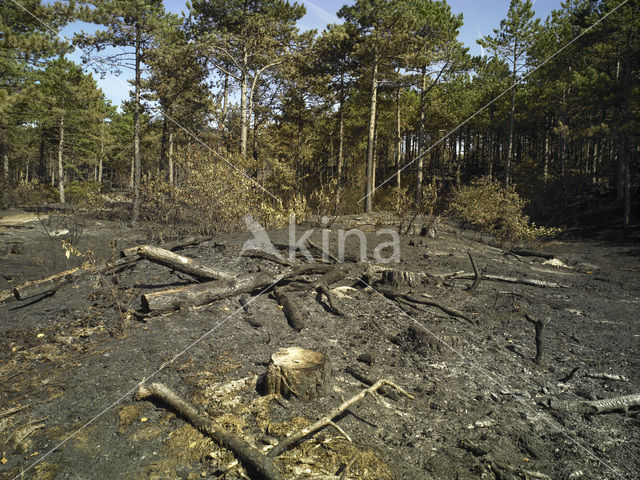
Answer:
59, 0, 563, 108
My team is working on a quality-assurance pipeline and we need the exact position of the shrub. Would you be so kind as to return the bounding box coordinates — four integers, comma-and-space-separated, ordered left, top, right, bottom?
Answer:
140, 147, 310, 235
447, 177, 559, 244
3, 180, 58, 206
65, 180, 103, 209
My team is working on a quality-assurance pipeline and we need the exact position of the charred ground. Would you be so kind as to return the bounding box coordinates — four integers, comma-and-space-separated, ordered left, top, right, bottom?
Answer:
0, 209, 639, 480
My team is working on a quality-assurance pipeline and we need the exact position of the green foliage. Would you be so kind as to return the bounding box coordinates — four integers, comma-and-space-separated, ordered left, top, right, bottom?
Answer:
140, 147, 309, 234
447, 177, 559, 244
4, 180, 57, 206
65, 181, 103, 208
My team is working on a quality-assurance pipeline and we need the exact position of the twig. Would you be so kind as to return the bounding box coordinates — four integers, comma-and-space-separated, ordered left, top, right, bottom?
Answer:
339, 455, 358, 480
307, 239, 339, 263
0, 404, 30, 419
135, 382, 284, 480
267, 379, 413, 458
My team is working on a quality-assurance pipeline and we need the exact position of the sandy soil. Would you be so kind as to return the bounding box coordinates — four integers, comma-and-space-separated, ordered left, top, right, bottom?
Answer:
0, 209, 638, 480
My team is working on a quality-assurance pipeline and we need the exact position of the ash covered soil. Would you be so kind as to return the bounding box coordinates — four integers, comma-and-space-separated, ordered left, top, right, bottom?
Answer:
1, 209, 639, 480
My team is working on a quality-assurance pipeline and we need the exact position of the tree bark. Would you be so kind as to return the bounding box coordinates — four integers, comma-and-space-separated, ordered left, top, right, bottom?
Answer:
240, 48, 249, 159
141, 272, 275, 315
168, 129, 174, 186
364, 46, 378, 213
98, 120, 104, 184
58, 116, 65, 203
395, 87, 402, 190
416, 65, 428, 204
132, 21, 142, 224
336, 101, 344, 205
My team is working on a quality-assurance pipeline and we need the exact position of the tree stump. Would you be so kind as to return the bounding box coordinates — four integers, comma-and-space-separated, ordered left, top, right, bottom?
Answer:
259, 347, 331, 401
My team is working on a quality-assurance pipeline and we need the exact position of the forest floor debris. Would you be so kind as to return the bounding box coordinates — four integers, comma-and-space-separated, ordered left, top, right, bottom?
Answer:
0, 209, 639, 479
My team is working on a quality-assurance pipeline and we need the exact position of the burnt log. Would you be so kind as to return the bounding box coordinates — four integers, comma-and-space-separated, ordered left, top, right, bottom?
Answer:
141, 272, 275, 314
12, 255, 140, 301
137, 245, 235, 281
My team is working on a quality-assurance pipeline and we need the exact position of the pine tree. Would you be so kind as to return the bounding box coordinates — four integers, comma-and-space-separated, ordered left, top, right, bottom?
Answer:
479, 0, 540, 187
188, 0, 306, 160
74, 0, 168, 222
38, 57, 109, 202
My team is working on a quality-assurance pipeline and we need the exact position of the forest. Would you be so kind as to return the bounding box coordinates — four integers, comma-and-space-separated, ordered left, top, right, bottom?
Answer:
2, 1, 640, 480
1, 0, 637, 235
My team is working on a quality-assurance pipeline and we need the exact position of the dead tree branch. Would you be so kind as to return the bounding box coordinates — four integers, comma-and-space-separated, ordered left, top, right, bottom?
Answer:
377, 287, 474, 323
548, 393, 640, 414
523, 313, 550, 365
135, 382, 284, 480
267, 379, 413, 459
466, 250, 482, 293
451, 272, 565, 288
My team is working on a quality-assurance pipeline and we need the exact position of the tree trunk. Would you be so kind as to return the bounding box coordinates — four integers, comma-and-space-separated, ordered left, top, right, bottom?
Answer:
240, 49, 249, 160
364, 47, 378, 213
395, 87, 402, 190
220, 73, 229, 134
58, 116, 65, 203
336, 103, 344, 205
260, 347, 331, 401
506, 75, 516, 187
159, 115, 167, 174
168, 130, 174, 186
98, 120, 104, 184
38, 131, 46, 182
416, 66, 427, 204
543, 132, 549, 182
132, 23, 142, 224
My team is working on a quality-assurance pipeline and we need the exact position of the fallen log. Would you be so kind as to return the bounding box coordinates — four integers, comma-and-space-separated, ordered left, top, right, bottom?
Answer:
548, 393, 640, 414
452, 272, 565, 288
267, 378, 413, 459
272, 287, 305, 331
508, 248, 555, 260
12, 255, 140, 300
137, 245, 235, 281
141, 271, 276, 314
135, 382, 284, 480
141, 263, 335, 315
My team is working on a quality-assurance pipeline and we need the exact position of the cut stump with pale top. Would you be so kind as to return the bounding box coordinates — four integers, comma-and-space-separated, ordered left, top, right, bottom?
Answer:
260, 347, 331, 401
